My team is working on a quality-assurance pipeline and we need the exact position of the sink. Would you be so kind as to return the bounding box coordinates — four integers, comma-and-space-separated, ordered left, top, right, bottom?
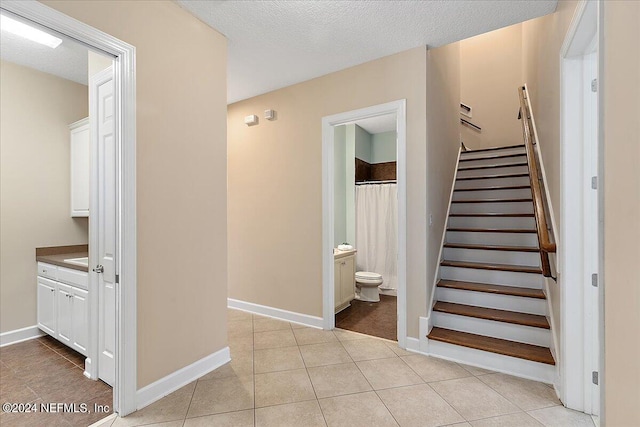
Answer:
64, 257, 89, 267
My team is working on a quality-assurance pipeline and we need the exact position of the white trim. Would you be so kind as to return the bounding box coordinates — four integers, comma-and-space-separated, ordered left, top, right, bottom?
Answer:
228, 298, 324, 329
136, 347, 230, 410
0, 325, 45, 347
427, 146, 463, 331
558, 0, 601, 414
0, 0, 138, 416
321, 100, 407, 347
88, 413, 117, 427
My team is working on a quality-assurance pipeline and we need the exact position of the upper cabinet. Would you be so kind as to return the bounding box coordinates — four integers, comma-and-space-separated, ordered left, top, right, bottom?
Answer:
70, 118, 90, 217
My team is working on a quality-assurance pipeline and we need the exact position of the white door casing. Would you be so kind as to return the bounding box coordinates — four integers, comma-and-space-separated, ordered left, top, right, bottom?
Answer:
91, 66, 117, 387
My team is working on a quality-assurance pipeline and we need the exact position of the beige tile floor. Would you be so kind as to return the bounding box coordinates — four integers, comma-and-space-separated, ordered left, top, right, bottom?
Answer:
102, 309, 596, 427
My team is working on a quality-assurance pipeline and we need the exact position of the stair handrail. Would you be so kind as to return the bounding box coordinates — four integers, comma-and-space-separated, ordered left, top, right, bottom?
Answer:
517, 86, 556, 278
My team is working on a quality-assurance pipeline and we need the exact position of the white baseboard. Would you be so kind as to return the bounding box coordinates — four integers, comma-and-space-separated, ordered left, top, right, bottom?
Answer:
136, 346, 230, 410
88, 413, 117, 427
0, 325, 45, 347
405, 337, 421, 353
228, 298, 324, 329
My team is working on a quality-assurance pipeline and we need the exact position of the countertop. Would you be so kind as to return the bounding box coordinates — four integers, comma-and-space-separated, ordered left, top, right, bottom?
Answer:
36, 245, 89, 272
334, 248, 357, 260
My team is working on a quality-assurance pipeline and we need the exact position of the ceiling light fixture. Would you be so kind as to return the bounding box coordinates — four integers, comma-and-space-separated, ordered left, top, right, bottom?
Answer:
0, 14, 62, 48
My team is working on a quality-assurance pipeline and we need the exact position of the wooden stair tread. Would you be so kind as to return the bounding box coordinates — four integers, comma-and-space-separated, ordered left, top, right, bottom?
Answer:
437, 279, 545, 299
459, 153, 527, 162
449, 213, 534, 218
441, 260, 542, 274
460, 144, 525, 154
443, 243, 540, 253
447, 228, 537, 234
454, 185, 531, 192
428, 327, 555, 365
457, 173, 529, 181
451, 198, 532, 203
433, 302, 549, 329
458, 162, 528, 171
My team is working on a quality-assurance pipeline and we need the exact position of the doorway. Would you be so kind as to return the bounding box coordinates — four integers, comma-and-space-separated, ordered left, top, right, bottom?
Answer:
0, 1, 137, 416
322, 100, 407, 348
560, 0, 602, 416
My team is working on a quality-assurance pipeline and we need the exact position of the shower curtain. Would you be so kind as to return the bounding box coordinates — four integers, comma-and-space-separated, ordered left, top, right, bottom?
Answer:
355, 183, 398, 291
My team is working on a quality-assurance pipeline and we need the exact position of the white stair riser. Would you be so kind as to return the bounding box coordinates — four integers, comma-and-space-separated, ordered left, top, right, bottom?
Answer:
456, 165, 529, 179
433, 311, 550, 347
427, 340, 555, 384
443, 247, 541, 267
450, 202, 534, 214
455, 176, 530, 189
448, 216, 536, 229
460, 147, 526, 160
436, 287, 547, 315
446, 231, 539, 247
440, 266, 544, 288
458, 155, 527, 168
452, 188, 532, 201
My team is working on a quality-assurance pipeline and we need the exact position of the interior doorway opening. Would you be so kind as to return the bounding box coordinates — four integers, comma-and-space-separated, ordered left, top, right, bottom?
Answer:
322, 100, 407, 347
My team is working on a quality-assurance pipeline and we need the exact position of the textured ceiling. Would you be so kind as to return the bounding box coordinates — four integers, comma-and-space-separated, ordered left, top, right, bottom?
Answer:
178, 0, 557, 104
1, 20, 88, 85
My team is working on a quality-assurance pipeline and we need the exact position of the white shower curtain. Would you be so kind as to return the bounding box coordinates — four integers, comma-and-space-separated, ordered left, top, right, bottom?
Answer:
355, 183, 398, 290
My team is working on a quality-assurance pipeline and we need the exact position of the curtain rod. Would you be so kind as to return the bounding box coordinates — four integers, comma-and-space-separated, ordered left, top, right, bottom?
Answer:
355, 180, 397, 185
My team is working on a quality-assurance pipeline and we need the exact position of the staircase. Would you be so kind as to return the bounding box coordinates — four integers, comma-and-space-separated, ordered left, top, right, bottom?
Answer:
427, 143, 556, 383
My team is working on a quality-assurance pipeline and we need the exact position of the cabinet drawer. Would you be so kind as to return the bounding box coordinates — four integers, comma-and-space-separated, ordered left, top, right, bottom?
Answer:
58, 266, 88, 290
37, 262, 58, 280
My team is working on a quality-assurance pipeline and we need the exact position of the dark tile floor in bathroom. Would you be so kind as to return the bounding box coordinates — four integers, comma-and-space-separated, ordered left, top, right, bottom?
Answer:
0, 335, 112, 427
335, 294, 397, 341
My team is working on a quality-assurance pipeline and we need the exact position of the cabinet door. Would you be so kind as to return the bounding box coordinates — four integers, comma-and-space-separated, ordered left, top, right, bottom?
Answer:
71, 287, 89, 356
37, 277, 57, 336
340, 256, 356, 305
56, 283, 73, 346
70, 119, 90, 217
334, 260, 342, 309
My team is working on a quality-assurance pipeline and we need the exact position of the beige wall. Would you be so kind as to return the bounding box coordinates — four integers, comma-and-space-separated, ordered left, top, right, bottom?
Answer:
44, 0, 228, 388
0, 61, 89, 333
460, 25, 523, 149
228, 47, 428, 338
426, 42, 462, 316
602, 1, 640, 424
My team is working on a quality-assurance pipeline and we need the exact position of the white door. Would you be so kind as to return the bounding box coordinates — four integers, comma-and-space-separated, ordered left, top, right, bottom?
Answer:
71, 287, 89, 356
56, 283, 73, 346
91, 66, 116, 387
583, 50, 600, 415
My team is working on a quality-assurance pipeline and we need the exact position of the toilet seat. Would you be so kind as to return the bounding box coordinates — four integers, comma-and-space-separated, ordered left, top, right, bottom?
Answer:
355, 271, 383, 286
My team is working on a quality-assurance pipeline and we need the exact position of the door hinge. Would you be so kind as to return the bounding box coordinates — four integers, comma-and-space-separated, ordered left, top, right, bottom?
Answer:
592, 273, 598, 287
591, 78, 598, 92
591, 176, 598, 189
592, 371, 599, 385
115, 274, 120, 284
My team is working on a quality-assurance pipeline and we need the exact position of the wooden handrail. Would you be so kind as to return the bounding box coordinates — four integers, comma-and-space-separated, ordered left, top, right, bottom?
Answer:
517, 86, 556, 278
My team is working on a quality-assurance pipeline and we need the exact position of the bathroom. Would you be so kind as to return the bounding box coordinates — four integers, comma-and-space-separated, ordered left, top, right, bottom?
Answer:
333, 114, 398, 341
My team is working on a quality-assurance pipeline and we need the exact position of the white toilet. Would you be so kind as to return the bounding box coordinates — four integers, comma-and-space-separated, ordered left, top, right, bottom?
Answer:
355, 271, 383, 302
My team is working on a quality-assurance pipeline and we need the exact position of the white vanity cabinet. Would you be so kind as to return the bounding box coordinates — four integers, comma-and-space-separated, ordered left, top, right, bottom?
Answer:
70, 118, 90, 217
36, 262, 89, 356
334, 250, 356, 313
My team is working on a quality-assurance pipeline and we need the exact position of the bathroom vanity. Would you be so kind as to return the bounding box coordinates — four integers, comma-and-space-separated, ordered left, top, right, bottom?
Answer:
334, 249, 356, 313
36, 245, 89, 357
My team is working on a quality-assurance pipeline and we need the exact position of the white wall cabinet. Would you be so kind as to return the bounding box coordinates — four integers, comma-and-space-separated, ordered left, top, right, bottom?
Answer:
36, 262, 89, 356
70, 117, 90, 217
334, 251, 356, 313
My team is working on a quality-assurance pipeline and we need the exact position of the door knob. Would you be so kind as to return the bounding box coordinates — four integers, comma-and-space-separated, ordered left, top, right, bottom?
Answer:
93, 265, 104, 273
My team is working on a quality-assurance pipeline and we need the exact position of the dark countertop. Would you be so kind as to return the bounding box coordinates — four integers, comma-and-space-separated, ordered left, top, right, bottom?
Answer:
36, 245, 89, 273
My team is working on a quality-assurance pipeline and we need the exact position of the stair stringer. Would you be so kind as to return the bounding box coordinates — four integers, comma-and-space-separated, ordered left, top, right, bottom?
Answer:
426, 145, 463, 335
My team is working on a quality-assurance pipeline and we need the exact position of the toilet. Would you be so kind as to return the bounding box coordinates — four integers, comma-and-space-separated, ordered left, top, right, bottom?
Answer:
355, 271, 383, 302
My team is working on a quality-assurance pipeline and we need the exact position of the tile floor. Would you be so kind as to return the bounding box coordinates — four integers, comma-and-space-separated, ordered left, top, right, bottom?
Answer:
0, 334, 112, 427
335, 294, 397, 341
97, 309, 595, 427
